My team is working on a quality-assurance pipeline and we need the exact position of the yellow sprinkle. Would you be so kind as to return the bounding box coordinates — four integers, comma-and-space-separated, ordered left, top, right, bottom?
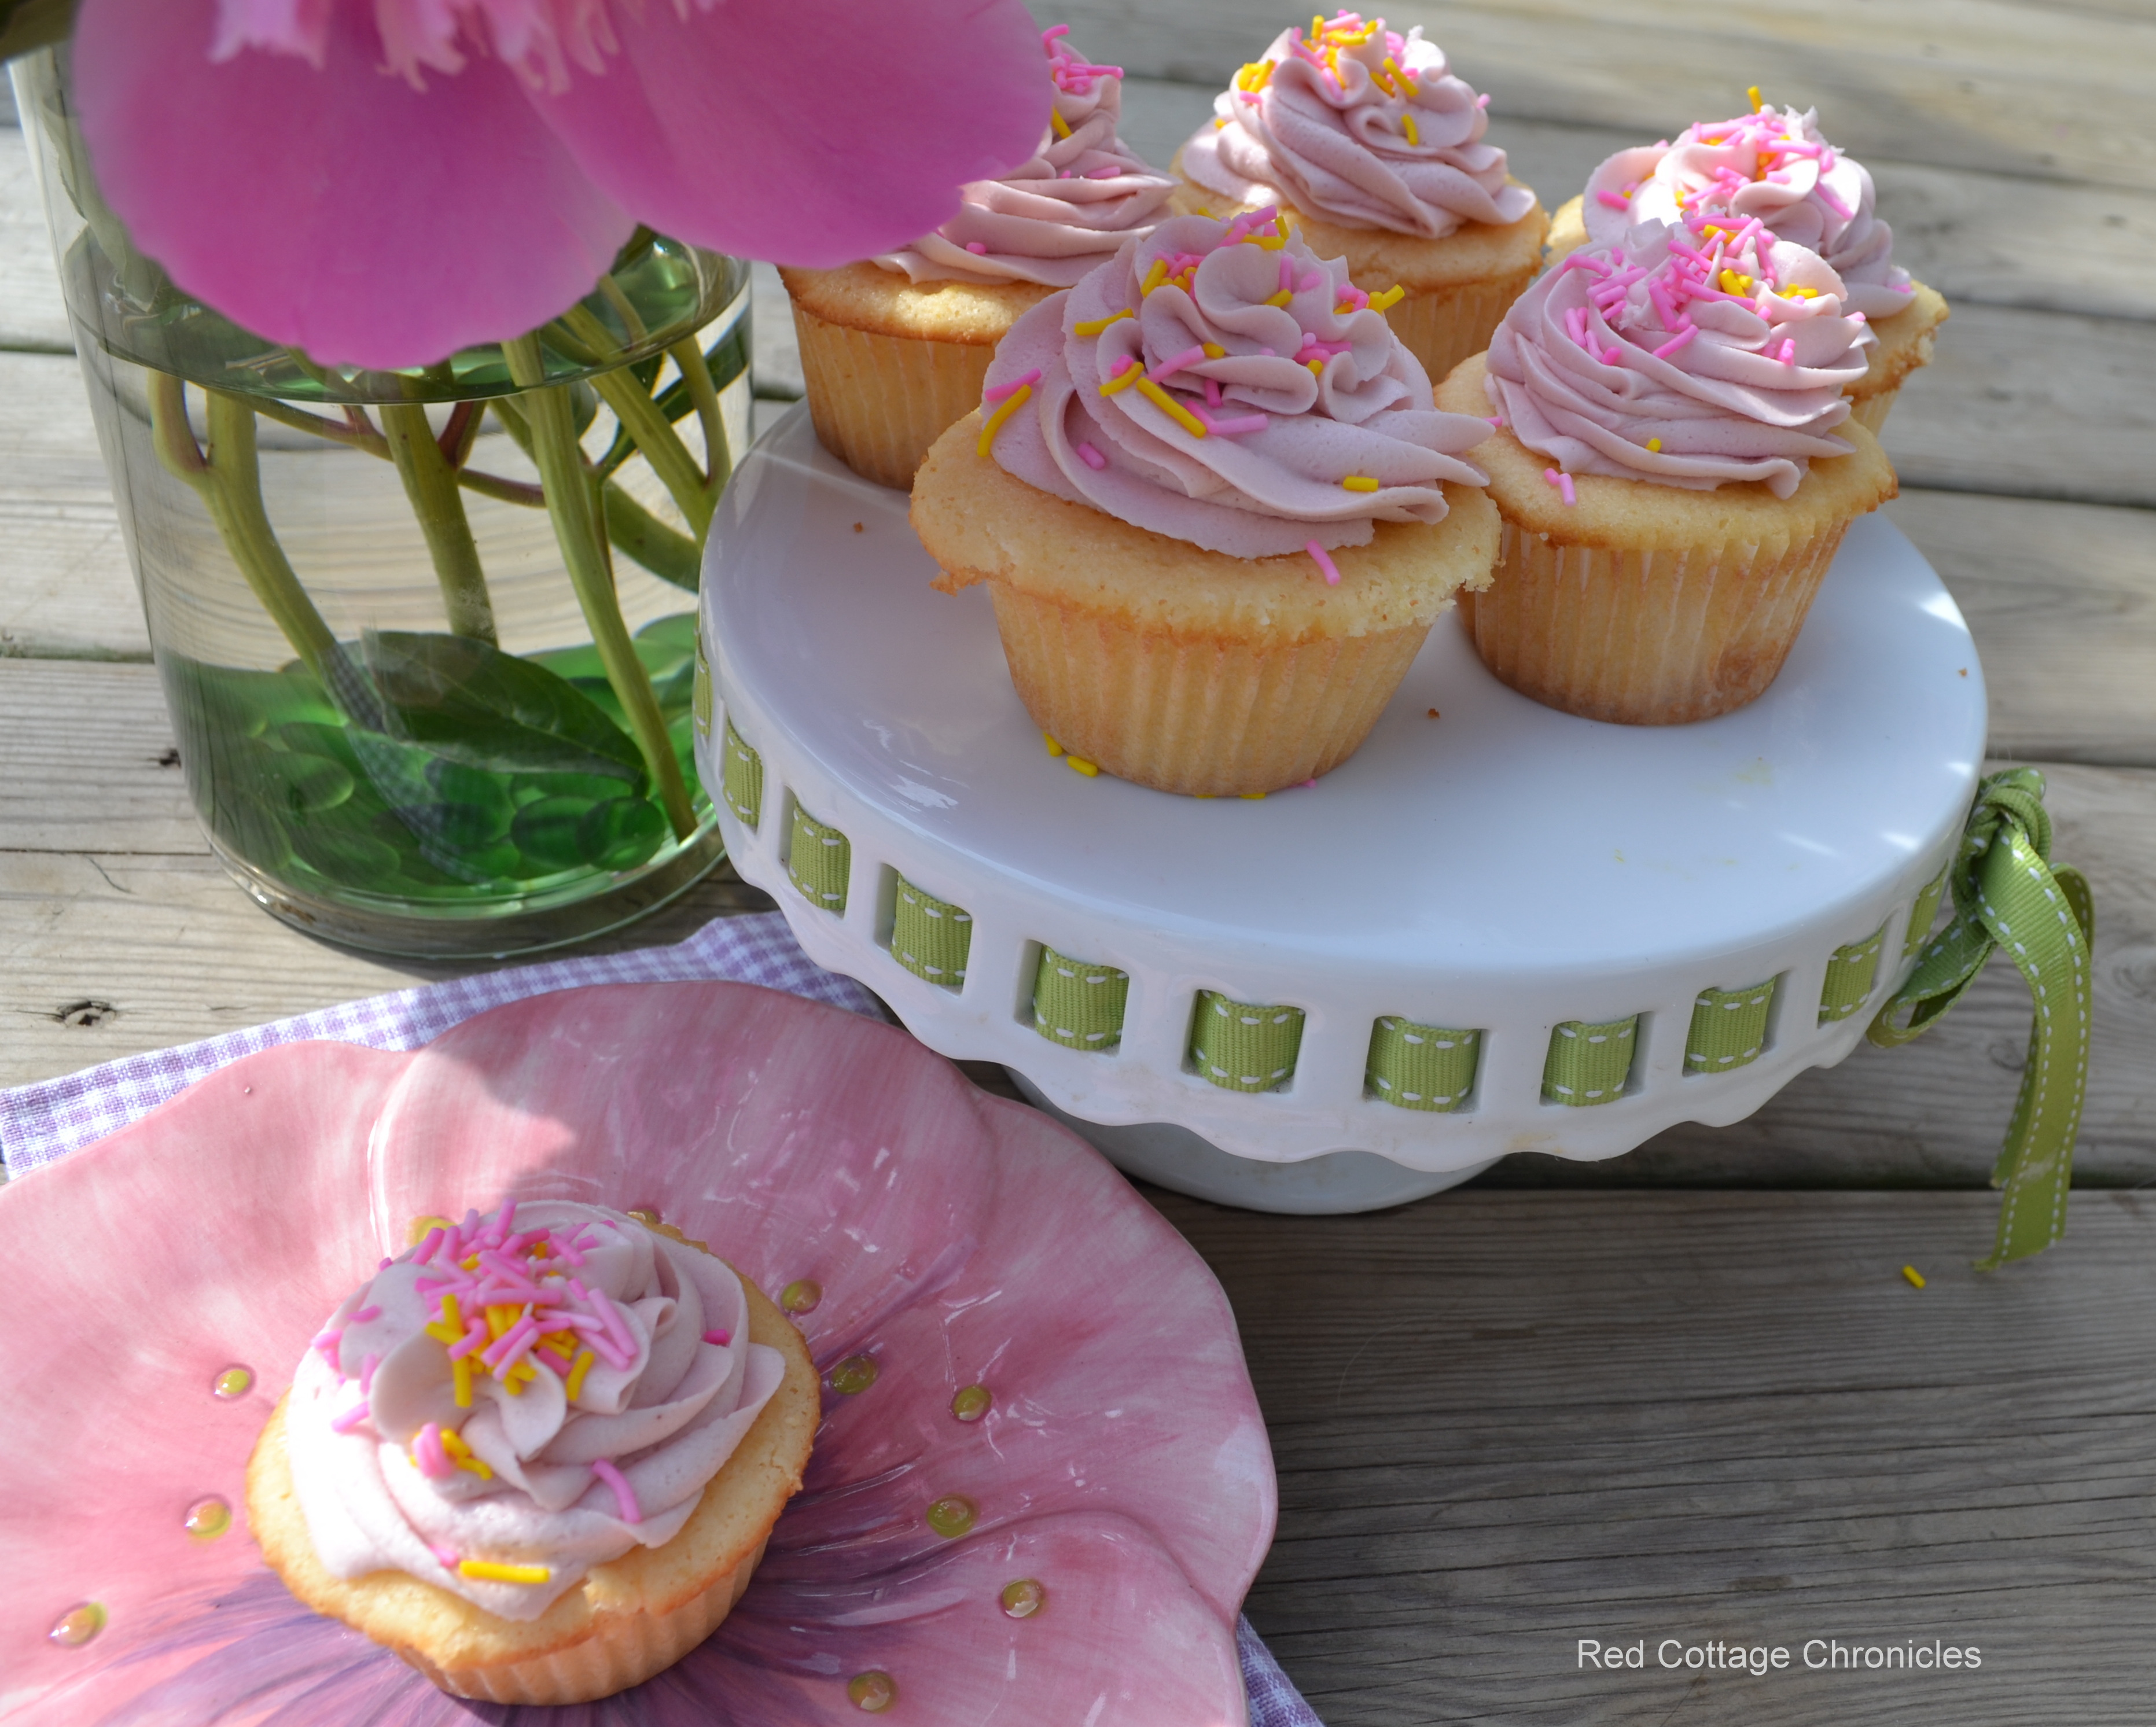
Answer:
1100, 360, 1145, 396
974, 384, 1031, 456
1043, 733, 1065, 757
422, 1293, 465, 1347
564, 1348, 596, 1402
1305, 357, 1324, 375
486, 1303, 520, 1341
1747, 84, 1763, 113
1367, 285, 1406, 312
452, 1356, 473, 1409
1201, 342, 1226, 359
407, 1215, 453, 1246
1050, 108, 1071, 140
459, 1559, 550, 1585
1068, 756, 1100, 778
1262, 287, 1294, 308
1214, 116, 1228, 128
440, 1427, 470, 1457
1240, 792, 1267, 800
1341, 475, 1379, 492
1384, 54, 1414, 91
1401, 111, 1418, 146
1135, 375, 1208, 437
1139, 259, 1168, 296
1719, 268, 1754, 297
1901, 1265, 1927, 1288
1647, 437, 1662, 452
1072, 310, 1132, 337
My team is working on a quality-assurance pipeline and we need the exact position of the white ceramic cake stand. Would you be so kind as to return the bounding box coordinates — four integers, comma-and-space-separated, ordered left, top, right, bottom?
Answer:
695, 407, 1986, 1213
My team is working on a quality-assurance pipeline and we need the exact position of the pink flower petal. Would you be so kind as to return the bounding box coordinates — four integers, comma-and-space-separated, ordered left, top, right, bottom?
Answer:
523, 0, 1051, 268
73, 0, 636, 369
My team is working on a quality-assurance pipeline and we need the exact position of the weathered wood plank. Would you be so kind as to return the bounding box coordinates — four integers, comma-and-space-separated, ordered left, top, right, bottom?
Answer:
1151, 1185, 2156, 1725
0, 121, 71, 354
1047, 0, 2156, 192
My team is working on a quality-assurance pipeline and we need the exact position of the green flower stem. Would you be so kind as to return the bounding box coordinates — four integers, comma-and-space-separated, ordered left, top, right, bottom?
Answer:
249, 395, 542, 505
502, 335, 695, 840
670, 337, 730, 502
597, 274, 650, 347
557, 305, 713, 538
491, 395, 691, 582
148, 374, 385, 730
381, 401, 499, 645
251, 397, 389, 456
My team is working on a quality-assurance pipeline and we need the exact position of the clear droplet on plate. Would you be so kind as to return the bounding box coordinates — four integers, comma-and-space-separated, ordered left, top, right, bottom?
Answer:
184, 1496, 232, 1540
951, 1383, 991, 1423
212, 1365, 253, 1400
925, 1495, 977, 1539
780, 1279, 823, 1315
49, 1603, 105, 1647
828, 1354, 878, 1395
847, 1670, 897, 1713
999, 1578, 1046, 1619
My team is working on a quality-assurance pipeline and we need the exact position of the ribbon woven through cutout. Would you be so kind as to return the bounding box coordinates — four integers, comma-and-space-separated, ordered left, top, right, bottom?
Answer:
1686, 982, 1774, 1075
1818, 927, 1885, 1024
1035, 948, 1130, 1051
721, 716, 764, 829
1192, 992, 1305, 1093
892, 875, 973, 988
1367, 1018, 1481, 1111
1869, 768, 2094, 1269
1543, 1015, 1638, 1107
788, 804, 851, 912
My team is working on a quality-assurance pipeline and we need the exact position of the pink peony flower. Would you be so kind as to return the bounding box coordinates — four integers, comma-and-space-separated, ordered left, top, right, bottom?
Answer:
70, 0, 1051, 368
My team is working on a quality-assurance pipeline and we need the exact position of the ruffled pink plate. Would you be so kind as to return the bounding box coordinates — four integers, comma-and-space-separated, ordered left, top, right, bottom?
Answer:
0, 982, 1274, 1724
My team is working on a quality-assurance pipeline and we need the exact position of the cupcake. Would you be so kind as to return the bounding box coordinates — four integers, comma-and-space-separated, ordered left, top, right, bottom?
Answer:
1444, 216, 1897, 725
1173, 12, 1546, 385
910, 211, 1500, 797
1547, 101, 1948, 430
781, 25, 1174, 489
246, 1201, 818, 1705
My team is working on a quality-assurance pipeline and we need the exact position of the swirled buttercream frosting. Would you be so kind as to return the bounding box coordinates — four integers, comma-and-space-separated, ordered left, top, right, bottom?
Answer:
284, 1201, 785, 1621
1581, 104, 1915, 321
1485, 216, 1872, 499
1180, 12, 1533, 239
979, 211, 1493, 558
877, 25, 1173, 288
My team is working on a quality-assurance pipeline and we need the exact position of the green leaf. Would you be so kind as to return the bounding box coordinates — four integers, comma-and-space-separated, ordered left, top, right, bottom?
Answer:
359, 630, 645, 782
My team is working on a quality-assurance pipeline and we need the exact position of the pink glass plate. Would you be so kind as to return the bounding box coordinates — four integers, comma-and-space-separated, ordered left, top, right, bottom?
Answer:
0, 982, 1274, 1724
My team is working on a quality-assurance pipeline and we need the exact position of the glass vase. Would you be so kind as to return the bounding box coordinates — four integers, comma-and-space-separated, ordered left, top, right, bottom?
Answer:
12, 47, 749, 958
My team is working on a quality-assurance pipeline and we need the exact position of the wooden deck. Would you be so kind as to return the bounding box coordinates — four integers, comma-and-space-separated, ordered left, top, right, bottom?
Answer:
2, 5, 2152, 1717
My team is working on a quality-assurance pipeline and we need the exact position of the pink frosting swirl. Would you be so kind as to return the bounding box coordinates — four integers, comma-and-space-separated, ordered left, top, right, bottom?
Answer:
284, 1201, 785, 1621
1485, 217, 1872, 499
877, 25, 1173, 288
983, 212, 1492, 558
1180, 13, 1533, 239
1582, 105, 1915, 320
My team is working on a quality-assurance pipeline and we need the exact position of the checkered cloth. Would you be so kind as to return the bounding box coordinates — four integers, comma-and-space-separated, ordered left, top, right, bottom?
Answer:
0, 909, 1322, 1724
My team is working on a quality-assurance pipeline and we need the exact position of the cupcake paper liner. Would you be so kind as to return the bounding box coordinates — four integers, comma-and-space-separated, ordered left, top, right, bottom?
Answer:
790, 300, 994, 491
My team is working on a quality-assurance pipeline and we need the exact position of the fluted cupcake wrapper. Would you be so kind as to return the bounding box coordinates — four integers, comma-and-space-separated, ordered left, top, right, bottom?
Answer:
791, 301, 992, 491
1383, 267, 1539, 389
1463, 514, 1855, 726
987, 584, 1430, 796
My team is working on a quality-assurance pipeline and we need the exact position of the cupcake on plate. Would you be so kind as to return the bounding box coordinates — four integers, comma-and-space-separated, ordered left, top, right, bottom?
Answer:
247, 1201, 818, 1705
910, 211, 1500, 797
1441, 213, 1897, 726
1547, 100, 1948, 430
781, 24, 1174, 489
1173, 12, 1546, 384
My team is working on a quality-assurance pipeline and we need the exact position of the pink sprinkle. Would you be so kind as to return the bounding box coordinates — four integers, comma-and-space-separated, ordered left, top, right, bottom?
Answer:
428, 1541, 461, 1569
414, 1423, 452, 1478
330, 1401, 371, 1434
1150, 344, 1206, 381
314, 1328, 343, 1369
1296, 269, 1324, 293
702, 1328, 733, 1347
1305, 542, 1341, 587
1557, 250, 1613, 278
1476, 92, 1491, 108
349, 1305, 381, 1324
1814, 180, 1852, 220
1653, 326, 1698, 359
360, 1353, 380, 1395
1544, 467, 1576, 505
493, 1199, 516, 1244
1850, 311, 1868, 324
483, 1315, 541, 1371
1595, 190, 1630, 211
982, 367, 1042, 404
966, 241, 988, 254
1602, 346, 1622, 364
1203, 375, 1222, 407
1299, 778, 1318, 789
1778, 338, 1797, 365
448, 1320, 491, 1360
413, 1228, 445, 1266
1109, 355, 1135, 377
1205, 413, 1268, 436
1485, 415, 1504, 427
591, 1457, 642, 1523
377, 1257, 392, 1271
1042, 23, 1069, 45
1076, 441, 1107, 469
1086, 164, 1123, 179
1278, 256, 1295, 294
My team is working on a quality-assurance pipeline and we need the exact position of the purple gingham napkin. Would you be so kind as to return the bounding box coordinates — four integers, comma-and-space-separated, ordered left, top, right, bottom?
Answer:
0, 909, 1322, 1724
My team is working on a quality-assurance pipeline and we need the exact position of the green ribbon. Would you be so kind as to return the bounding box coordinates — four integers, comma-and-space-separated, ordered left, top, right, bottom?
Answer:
720, 716, 763, 830
788, 804, 850, 914
1868, 769, 2094, 1269
1367, 1018, 1480, 1111
891, 876, 972, 989
1033, 949, 1130, 1051
1817, 927, 1885, 1025
1191, 992, 1305, 1093
1542, 1015, 1638, 1107
1686, 981, 1774, 1075
1903, 862, 1952, 959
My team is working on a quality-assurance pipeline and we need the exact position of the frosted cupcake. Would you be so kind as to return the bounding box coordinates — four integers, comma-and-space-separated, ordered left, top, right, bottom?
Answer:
1547, 101, 1948, 430
1441, 215, 1897, 725
782, 25, 1174, 489
247, 1201, 818, 1705
910, 211, 1500, 797
1173, 12, 1546, 384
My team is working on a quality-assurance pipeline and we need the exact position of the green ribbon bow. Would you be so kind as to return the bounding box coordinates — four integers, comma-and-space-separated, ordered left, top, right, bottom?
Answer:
1868, 769, 2094, 1269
